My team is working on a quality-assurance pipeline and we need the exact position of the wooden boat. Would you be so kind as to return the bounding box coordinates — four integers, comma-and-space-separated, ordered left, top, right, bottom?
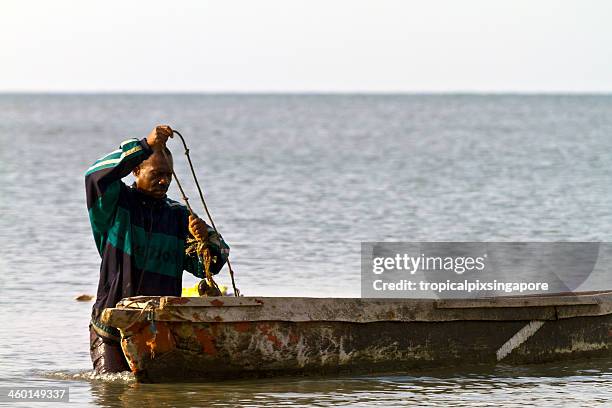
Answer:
101, 291, 612, 383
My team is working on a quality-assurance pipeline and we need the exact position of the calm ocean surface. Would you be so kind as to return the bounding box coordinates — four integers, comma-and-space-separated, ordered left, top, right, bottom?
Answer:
1, 94, 611, 406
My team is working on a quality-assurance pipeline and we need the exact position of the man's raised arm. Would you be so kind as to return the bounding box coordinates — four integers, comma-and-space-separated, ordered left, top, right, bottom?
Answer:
85, 138, 153, 253
85, 126, 173, 251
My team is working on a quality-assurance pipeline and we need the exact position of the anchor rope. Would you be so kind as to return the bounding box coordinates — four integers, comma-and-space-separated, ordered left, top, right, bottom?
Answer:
159, 130, 240, 297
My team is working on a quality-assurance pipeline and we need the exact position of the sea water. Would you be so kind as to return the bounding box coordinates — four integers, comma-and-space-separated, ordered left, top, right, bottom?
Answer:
1, 94, 611, 406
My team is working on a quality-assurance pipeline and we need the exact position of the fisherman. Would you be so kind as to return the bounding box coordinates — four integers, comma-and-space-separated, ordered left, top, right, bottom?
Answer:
85, 125, 229, 374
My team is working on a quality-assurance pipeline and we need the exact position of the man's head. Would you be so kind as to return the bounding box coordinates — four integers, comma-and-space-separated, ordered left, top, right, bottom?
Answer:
133, 149, 173, 199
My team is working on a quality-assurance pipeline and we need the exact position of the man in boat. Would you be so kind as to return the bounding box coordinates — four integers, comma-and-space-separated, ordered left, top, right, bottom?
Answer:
85, 125, 229, 374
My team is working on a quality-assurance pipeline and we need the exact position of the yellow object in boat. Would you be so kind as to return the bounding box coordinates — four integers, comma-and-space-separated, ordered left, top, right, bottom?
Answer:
182, 281, 228, 297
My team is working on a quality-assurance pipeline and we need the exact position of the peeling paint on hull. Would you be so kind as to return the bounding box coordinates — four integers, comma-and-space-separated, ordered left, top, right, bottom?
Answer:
101, 292, 612, 383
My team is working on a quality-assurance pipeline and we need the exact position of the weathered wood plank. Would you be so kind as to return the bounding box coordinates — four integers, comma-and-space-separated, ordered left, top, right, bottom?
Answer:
435, 295, 601, 309
104, 292, 612, 327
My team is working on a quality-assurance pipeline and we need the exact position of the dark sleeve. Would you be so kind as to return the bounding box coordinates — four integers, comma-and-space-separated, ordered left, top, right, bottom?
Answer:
85, 138, 153, 254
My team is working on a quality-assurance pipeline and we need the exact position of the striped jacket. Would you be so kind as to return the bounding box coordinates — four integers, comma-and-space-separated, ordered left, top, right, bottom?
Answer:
85, 138, 229, 341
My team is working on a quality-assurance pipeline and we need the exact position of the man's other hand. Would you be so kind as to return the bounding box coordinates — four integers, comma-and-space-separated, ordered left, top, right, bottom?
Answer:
189, 215, 209, 241
146, 125, 173, 151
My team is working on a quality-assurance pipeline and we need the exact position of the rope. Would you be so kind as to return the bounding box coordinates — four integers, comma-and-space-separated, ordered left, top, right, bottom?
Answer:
161, 131, 240, 297
115, 299, 157, 330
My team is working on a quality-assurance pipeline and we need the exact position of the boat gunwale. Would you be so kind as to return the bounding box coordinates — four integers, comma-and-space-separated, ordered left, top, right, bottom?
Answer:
101, 291, 612, 329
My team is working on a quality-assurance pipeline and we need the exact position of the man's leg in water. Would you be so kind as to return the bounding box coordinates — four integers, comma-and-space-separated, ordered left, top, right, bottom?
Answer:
89, 326, 130, 374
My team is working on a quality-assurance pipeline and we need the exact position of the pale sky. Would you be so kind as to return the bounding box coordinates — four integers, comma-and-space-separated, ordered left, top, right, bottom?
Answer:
1, 0, 611, 93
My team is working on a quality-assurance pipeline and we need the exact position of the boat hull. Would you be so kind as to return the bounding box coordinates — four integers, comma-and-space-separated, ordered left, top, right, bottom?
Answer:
102, 292, 612, 383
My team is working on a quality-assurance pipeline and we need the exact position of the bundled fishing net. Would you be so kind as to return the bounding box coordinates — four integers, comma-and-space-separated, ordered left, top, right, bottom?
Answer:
161, 130, 239, 297
185, 237, 223, 296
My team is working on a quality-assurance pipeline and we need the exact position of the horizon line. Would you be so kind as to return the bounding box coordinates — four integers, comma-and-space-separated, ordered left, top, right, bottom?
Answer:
1, 90, 612, 96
